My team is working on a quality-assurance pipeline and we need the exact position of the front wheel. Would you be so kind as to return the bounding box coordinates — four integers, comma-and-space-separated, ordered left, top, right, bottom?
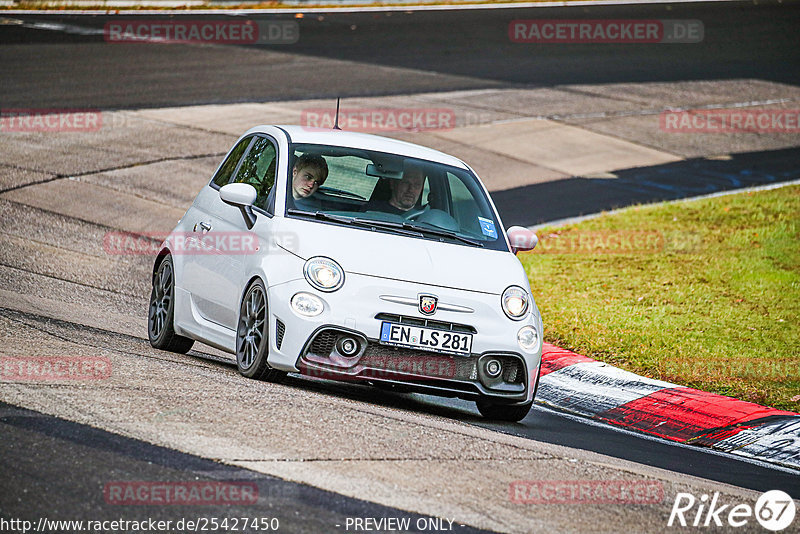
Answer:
475, 399, 532, 422
148, 254, 194, 354
236, 280, 286, 383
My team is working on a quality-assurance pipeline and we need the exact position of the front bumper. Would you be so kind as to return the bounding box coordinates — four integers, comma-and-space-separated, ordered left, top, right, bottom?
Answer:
298, 325, 529, 402
266, 274, 541, 403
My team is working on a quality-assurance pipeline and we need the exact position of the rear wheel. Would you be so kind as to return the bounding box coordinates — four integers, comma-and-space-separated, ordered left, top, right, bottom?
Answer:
148, 254, 194, 354
475, 399, 532, 422
236, 280, 286, 383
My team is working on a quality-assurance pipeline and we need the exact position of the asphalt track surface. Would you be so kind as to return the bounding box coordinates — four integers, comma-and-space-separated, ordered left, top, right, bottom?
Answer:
2, 0, 800, 529
1, 1, 799, 109
0, 401, 489, 533
498, 146, 800, 226
275, 377, 800, 497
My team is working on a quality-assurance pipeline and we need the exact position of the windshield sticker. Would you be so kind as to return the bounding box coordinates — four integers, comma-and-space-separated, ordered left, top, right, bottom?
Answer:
478, 217, 497, 238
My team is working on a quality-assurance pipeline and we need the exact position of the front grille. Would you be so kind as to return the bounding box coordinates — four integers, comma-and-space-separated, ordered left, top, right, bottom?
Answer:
309, 330, 338, 357
275, 319, 286, 350
501, 356, 520, 383
375, 313, 477, 334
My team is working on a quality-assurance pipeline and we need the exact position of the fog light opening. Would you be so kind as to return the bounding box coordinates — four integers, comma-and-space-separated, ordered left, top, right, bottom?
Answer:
485, 358, 502, 378
336, 336, 361, 357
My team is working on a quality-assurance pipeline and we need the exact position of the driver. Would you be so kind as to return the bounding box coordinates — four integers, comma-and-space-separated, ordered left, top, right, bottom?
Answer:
290, 153, 328, 211
367, 162, 425, 215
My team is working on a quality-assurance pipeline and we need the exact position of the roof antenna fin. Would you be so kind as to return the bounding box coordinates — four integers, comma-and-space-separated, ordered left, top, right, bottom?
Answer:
333, 98, 342, 130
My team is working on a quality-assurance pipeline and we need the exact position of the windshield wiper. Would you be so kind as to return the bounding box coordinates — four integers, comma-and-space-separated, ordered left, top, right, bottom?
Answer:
356, 217, 482, 247
287, 210, 424, 237
349, 217, 426, 237
286, 209, 354, 224
287, 209, 482, 246
400, 223, 484, 247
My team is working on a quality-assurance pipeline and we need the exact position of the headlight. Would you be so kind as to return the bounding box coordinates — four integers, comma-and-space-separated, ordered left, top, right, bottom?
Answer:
291, 292, 324, 317
517, 325, 540, 352
501, 285, 529, 320
303, 257, 344, 292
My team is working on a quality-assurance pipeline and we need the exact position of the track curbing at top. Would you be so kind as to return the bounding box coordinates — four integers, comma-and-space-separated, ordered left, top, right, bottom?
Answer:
536, 342, 800, 471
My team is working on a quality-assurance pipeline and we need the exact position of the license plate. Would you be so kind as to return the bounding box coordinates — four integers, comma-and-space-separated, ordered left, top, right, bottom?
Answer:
379, 322, 473, 356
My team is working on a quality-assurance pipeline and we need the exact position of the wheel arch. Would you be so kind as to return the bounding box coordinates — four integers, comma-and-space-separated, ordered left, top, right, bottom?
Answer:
240, 274, 268, 311
152, 246, 172, 277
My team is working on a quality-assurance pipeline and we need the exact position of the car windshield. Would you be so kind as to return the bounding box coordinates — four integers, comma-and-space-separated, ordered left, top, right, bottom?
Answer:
284, 143, 509, 252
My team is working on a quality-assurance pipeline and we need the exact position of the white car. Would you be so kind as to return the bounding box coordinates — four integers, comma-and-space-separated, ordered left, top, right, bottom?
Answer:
148, 125, 542, 421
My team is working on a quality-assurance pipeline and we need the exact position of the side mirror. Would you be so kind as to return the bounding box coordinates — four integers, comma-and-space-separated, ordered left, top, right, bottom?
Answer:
507, 226, 538, 255
220, 183, 257, 229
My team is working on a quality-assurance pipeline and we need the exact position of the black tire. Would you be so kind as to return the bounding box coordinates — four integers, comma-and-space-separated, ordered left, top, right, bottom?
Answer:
475, 399, 533, 422
476, 358, 540, 422
236, 279, 286, 383
148, 254, 194, 354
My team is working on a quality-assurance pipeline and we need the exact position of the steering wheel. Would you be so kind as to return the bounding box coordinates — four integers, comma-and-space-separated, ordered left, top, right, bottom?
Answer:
403, 206, 428, 221
408, 208, 460, 232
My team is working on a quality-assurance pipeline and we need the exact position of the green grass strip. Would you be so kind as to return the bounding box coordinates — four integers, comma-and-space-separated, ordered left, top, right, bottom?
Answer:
521, 185, 800, 411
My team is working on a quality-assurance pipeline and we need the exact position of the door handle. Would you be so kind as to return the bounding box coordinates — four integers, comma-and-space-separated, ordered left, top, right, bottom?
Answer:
194, 221, 212, 233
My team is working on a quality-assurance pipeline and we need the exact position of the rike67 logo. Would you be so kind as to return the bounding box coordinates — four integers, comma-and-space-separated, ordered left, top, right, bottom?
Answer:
668, 490, 796, 531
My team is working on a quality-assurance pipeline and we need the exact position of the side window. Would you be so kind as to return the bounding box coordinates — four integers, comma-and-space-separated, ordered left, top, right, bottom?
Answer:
212, 136, 253, 188
233, 136, 278, 211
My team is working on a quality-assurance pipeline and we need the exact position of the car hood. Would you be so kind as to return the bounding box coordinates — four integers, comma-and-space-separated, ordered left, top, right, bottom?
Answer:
275, 217, 526, 295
